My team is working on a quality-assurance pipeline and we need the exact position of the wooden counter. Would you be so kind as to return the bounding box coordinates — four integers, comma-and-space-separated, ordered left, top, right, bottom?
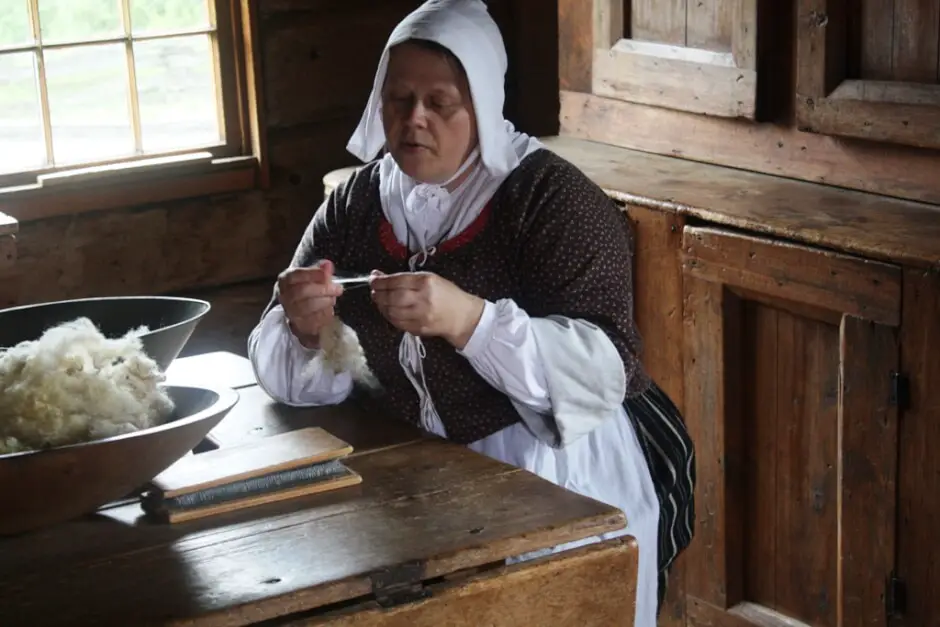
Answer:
0, 353, 638, 626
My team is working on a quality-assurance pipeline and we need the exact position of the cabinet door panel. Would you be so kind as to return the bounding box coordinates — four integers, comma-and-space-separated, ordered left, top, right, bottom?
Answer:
682, 226, 901, 627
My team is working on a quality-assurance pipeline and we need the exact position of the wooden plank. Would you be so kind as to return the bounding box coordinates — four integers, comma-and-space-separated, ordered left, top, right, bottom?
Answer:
542, 131, 940, 269
558, 91, 940, 207
626, 205, 686, 627
794, 0, 829, 99
631, 0, 687, 45
796, 85, 940, 150
731, 285, 845, 327
893, 0, 940, 83
629, 207, 685, 418
681, 227, 903, 327
0, 439, 627, 627
837, 316, 899, 625
240, 0, 271, 189
772, 313, 839, 624
686, 0, 734, 52
688, 598, 809, 627
2, 162, 258, 223
295, 539, 639, 626
558, 0, 594, 92
682, 274, 743, 608
151, 427, 354, 497
592, 41, 757, 118
828, 79, 940, 105
206, 384, 425, 453
593, 0, 625, 48
741, 302, 778, 609
896, 269, 940, 627
731, 0, 757, 71
859, 0, 895, 79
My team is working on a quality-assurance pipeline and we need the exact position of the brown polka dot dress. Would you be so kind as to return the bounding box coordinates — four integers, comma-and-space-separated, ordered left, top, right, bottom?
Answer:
263, 147, 696, 614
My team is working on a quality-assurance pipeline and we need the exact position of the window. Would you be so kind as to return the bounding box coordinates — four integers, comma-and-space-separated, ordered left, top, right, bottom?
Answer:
0, 0, 264, 221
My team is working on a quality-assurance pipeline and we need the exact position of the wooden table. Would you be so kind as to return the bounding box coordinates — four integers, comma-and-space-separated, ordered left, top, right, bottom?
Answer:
0, 352, 639, 626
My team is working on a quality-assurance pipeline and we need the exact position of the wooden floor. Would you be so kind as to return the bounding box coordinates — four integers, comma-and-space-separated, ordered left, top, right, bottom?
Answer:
176, 279, 274, 358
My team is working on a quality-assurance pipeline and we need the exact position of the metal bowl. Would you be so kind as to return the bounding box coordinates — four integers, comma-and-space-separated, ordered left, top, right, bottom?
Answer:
0, 295, 211, 372
0, 384, 240, 536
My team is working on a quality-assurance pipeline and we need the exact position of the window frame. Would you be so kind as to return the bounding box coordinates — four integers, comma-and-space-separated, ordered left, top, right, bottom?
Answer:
559, 0, 759, 120
0, 0, 268, 223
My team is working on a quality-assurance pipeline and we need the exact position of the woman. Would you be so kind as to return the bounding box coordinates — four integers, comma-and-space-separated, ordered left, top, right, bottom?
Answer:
248, 1, 694, 624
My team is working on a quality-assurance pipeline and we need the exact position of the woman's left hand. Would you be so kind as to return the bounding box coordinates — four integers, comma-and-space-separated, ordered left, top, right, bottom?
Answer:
370, 271, 485, 350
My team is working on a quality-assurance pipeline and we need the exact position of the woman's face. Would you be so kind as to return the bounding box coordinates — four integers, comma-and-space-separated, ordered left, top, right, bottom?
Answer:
381, 42, 478, 185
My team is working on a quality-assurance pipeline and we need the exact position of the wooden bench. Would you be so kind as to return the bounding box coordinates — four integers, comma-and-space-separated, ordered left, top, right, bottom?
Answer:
0, 352, 639, 626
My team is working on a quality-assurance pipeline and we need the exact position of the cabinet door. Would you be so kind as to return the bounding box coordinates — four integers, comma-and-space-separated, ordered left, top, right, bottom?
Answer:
795, 0, 940, 149
681, 226, 901, 627
558, 0, 759, 119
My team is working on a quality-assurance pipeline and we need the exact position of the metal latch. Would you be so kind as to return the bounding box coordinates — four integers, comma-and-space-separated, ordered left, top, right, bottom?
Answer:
885, 571, 907, 617
370, 561, 431, 608
888, 371, 910, 412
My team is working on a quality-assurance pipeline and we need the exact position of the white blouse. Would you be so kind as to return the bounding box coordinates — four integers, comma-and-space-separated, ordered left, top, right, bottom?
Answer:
247, 196, 661, 627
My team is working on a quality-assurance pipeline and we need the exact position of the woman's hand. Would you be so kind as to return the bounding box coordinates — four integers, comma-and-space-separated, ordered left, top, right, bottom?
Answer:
277, 260, 344, 349
370, 271, 485, 350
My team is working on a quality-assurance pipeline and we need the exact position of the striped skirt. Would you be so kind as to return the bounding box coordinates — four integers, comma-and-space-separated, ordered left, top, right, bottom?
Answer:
624, 381, 697, 613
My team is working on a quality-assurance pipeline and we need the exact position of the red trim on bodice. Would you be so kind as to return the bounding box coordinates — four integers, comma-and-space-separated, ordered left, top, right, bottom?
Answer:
379, 200, 493, 260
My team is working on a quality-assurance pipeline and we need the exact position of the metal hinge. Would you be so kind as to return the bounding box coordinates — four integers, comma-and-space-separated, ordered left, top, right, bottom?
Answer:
885, 572, 907, 617
370, 561, 431, 609
888, 372, 910, 411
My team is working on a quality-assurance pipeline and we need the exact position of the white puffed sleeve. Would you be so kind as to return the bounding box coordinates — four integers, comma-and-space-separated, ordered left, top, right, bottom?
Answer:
247, 305, 354, 407
458, 299, 627, 447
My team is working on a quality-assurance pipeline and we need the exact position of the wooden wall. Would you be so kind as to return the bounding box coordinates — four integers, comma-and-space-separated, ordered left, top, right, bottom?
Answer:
0, 0, 559, 309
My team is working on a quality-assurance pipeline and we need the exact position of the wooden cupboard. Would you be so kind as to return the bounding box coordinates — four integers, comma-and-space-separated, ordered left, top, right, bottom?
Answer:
532, 136, 939, 627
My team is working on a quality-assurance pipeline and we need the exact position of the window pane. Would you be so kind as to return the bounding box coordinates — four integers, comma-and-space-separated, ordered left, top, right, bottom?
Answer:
38, 0, 122, 44
45, 43, 133, 165
130, 0, 210, 35
0, 0, 33, 47
135, 34, 220, 153
0, 52, 44, 174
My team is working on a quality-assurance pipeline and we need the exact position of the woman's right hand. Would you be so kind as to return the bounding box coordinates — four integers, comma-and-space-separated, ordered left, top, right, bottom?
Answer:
277, 260, 344, 349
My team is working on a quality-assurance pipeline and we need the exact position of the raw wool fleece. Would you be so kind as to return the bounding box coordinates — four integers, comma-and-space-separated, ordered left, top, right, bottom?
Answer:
0, 317, 175, 455
306, 316, 379, 390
